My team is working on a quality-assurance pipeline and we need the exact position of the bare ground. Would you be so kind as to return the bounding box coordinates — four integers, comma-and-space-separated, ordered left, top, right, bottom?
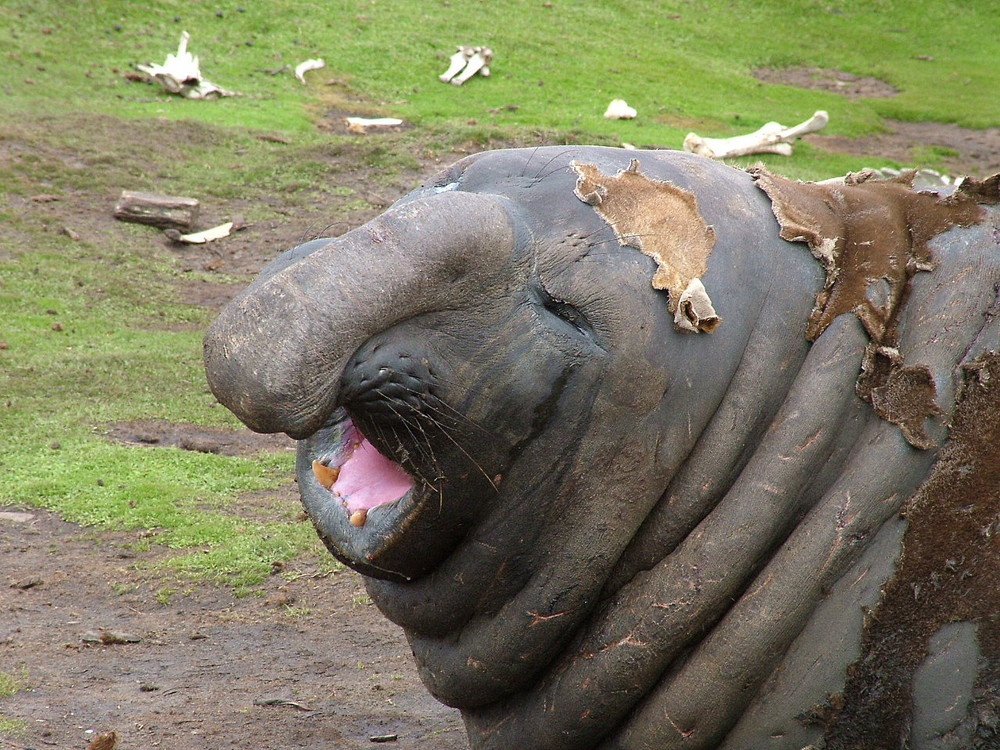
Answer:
2, 508, 466, 750
4, 96, 1000, 750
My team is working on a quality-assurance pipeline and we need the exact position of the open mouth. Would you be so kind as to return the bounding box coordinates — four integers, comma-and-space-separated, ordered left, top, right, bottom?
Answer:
296, 408, 451, 581
310, 419, 415, 528
295, 403, 499, 581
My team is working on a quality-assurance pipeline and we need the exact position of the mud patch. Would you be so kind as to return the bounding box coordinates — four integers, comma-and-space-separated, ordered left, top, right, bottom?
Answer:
753, 66, 898, 99
824, 352, 1000, 749
0, 507, 466, 750
177, 279, 248, 310
104, 419, 295, 456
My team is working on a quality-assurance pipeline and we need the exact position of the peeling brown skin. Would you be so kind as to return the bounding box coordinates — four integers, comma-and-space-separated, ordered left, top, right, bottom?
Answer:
751, 168, 988, 449
750, 168, 986, 342
570, 159, 720, 332
204, 146, 1000, 750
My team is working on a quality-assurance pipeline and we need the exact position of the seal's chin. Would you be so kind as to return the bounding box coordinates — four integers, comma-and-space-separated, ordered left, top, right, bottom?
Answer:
309, 419, 416, 528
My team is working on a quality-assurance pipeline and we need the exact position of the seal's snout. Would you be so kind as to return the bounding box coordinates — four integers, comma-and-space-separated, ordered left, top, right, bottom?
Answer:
339, 338, 439, 424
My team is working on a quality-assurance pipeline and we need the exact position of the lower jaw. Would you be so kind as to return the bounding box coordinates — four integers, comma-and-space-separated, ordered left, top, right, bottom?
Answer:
295, 438, 484, 582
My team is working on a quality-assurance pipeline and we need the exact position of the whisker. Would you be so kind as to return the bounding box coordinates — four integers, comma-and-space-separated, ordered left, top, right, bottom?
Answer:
384, 395, 445, 482
377, 376, 494, 437
378, 395, 442, 485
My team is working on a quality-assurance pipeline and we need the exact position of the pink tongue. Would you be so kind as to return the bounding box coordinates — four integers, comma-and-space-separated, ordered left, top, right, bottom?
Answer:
333, 437, 415, 514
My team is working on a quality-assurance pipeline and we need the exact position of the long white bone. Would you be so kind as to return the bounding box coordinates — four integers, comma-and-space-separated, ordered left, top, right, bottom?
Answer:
440, 46, 475, 83
451, 47, 493, 86
294, 58, 325, 84
683, 110, 828, 159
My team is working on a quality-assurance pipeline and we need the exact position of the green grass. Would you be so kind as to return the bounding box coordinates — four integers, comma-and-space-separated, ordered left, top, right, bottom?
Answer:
2, 0, 998, 177
0, 112, 326, 587
1, 0, 999, 590
0, 216, 315, 586
0, 670, 24, 699
0, 670, 28, 736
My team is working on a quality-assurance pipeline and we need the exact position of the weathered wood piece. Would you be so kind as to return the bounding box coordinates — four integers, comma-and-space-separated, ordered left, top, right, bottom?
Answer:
113, 191, 200, 230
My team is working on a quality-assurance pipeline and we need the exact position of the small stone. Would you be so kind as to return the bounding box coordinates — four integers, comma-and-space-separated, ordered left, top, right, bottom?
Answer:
99, 630, 141, 645
11, 577, 43, 590
265, 590, 296, 607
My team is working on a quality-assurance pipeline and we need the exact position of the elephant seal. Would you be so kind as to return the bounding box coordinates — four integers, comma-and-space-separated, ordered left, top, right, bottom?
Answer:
204, 146, 1000, 749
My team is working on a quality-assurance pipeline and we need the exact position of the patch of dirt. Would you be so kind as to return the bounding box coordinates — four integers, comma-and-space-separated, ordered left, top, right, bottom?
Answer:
808, 121, 1000, 179
0, 508, 466, 750
753, 66, 899, 99
103, 420, 296, 457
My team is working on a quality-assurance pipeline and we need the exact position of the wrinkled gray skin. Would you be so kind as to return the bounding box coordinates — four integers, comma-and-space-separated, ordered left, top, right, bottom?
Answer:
204, 147, 1000, 749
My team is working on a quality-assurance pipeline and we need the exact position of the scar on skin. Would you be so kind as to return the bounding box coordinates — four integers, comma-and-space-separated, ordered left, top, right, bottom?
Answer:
570, 159, 720, 333
751, 166, 991, 448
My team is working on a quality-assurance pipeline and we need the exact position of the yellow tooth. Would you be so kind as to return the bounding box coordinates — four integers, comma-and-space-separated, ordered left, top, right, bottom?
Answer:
349, 509, 368, 527
312, 460, 339, 490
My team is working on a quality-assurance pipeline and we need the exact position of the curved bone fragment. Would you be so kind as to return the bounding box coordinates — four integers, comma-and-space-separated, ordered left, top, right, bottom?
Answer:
451, 47, 493, 86
684, 110, 829, 160
294, 58, 325, 84
176, 221, 234, 244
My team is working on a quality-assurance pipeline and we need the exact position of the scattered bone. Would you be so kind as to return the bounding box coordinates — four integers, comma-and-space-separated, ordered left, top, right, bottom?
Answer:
684, 110, 828, 159
440, 46, 475, 82
114, 191, 199, 230
136, 31, 238, 99
440, 46, 493, 85
294, 58, 325, 84
604, 99, 637, 119
349, 509, 368, 527
346, 116, 404, 134
171, 221, 234, 245
312, 460, 340, 490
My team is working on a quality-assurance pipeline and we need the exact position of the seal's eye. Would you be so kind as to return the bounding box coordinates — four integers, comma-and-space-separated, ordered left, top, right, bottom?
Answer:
531, 282, 595, 339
